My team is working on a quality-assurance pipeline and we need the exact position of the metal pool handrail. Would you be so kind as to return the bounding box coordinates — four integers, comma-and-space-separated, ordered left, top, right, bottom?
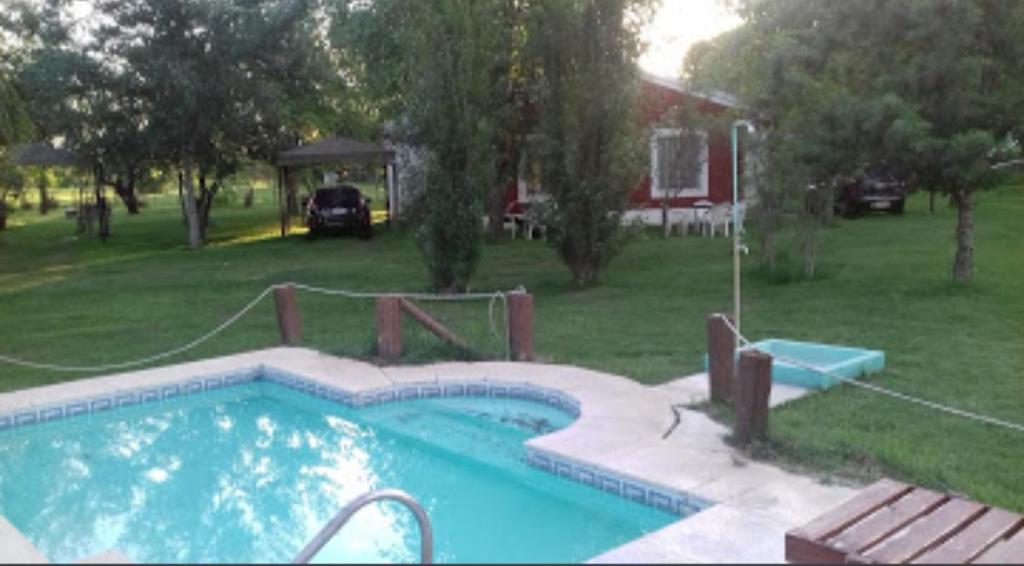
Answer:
292, 488, 433, 564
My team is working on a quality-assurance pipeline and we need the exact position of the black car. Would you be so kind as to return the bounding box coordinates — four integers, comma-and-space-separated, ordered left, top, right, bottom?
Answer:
834, 172, 907, 217
305, 185, 374, 239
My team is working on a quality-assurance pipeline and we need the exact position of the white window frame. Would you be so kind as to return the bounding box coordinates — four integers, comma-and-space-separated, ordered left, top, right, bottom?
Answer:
651, 128, 709, 199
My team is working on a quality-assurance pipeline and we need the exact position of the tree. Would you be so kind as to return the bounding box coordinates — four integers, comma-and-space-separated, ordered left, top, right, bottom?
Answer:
0, 74, 33, 147
335, 0, 514, 291
0, 49, 33, 229
99, 0, 337, 247
528, 0, 653, 285
690, 0, 1024, 283
8, 0, 337, 245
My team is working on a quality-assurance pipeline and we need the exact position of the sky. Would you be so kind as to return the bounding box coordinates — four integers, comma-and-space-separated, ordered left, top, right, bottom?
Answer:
63, 0, 741, 80
639, 0, 743, 78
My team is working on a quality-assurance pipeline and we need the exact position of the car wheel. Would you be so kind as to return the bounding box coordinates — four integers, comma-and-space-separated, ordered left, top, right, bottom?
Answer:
358, 223, 374, 240
891, 200, 905, 215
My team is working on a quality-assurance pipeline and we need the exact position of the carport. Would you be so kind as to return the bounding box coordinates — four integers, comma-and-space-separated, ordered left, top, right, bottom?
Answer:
274, 136, 397, 237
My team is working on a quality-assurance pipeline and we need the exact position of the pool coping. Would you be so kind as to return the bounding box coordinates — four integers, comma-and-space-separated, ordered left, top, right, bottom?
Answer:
0, 347, 862, 564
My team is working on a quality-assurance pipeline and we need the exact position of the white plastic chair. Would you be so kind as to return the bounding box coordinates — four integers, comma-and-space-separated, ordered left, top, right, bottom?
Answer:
703, 203, 732, 237
673, 208, 699, 236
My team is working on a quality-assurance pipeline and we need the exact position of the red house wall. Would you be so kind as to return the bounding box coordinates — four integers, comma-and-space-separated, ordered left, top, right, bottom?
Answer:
628, 80, 738, 209
503, 77, 740, 215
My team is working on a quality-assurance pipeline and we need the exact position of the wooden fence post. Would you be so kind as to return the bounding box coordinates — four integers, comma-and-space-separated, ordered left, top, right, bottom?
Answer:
734, 349, 773, 447
376, 296, 403, 360
707, 313, 736, 403
273, 284, 302, 346
507, 292, 534, 361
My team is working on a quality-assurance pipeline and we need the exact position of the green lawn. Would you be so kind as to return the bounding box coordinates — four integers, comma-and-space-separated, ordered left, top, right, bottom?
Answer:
1, 181, 1022, 511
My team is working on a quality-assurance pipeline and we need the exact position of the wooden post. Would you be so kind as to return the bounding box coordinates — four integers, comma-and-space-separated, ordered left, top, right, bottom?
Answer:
707, 313, 736, 403
507, 292, 534, 361
376, 296, 403, 360
273, 284, 302, 345
734, 349, 773, 447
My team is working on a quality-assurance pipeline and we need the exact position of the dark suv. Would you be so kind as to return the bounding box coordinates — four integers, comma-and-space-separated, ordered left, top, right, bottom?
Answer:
305, 185, 374, 239
834, 171, 907, 217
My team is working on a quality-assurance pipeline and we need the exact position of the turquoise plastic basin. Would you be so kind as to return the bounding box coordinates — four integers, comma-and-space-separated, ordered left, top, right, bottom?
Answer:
704, 339, 885, 390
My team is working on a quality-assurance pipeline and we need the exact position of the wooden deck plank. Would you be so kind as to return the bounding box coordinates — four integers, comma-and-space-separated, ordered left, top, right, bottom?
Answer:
914, 508, 1023, 564
864, 498, 986, 563
784, 533, 848, 564
793, 479, 912, 542
829, 488, 948, 555
786, 479, 913, 564
972, 529, 1024, 564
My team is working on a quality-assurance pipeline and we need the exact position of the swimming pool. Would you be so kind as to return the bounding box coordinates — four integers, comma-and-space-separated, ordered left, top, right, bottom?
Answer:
0, 379, 678, 563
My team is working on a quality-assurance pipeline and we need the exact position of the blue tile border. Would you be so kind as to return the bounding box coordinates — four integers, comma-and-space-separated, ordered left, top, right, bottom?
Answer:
0, 367, 261, 433
524, 449, 714, 518
0, 366, 584, 433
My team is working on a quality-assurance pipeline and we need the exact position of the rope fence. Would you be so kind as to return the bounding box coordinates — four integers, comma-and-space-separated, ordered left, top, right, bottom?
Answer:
0, 282, 523, 374
713, 313, 1024, 435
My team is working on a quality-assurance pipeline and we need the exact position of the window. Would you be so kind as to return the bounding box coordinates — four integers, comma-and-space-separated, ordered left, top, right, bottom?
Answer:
651, 128, 708, 198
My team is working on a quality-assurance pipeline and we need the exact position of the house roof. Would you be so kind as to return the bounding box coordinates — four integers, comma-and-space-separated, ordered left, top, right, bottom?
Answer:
276, 136, 395, 167
7, 142, 82, 167
640, 71, 741, 109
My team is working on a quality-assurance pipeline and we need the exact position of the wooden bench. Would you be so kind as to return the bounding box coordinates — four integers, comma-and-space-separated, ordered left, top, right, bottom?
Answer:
786, 479, 1024, 564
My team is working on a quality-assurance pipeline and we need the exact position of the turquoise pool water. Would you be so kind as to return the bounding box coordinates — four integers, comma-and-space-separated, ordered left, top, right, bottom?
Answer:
0, 381, 674, 563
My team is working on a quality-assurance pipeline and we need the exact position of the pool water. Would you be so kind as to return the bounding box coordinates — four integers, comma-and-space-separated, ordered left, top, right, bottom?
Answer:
0, 381, 674, 563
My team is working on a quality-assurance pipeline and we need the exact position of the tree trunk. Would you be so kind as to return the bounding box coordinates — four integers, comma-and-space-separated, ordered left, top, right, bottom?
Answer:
197, 174, 218, 241
284, 169, 299, 216
952, 188, 973, 283
181, 159, 202, 249
113, 175, 141, 214
38, 186, 49, 215
178, 171, 186, 225
488, 181, 509, 239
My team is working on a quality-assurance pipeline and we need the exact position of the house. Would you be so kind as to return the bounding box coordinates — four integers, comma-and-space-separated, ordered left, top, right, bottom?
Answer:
503, 71, 746, 233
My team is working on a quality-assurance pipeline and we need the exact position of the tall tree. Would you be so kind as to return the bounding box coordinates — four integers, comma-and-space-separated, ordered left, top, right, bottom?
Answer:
690, 0, 1024, 283
99, 0, 336, 247
0, 74, 32, 147
335, 0, 515, 291
9, 0, 337, 245
528, 0, 653, 285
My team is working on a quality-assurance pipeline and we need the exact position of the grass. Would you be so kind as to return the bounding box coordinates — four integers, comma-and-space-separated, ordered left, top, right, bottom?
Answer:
1, 180, 1022, 511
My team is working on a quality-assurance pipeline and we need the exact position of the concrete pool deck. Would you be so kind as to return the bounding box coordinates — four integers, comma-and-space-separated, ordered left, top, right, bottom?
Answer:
0, 347, 860, 564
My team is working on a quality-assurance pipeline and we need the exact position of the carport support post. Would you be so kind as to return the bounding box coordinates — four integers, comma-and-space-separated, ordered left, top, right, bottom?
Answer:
507, 292, 534, 361
274, 284, 303, 345
376, 297, 403, 360
734, 349, 773, 447
707, 313, 736, 403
